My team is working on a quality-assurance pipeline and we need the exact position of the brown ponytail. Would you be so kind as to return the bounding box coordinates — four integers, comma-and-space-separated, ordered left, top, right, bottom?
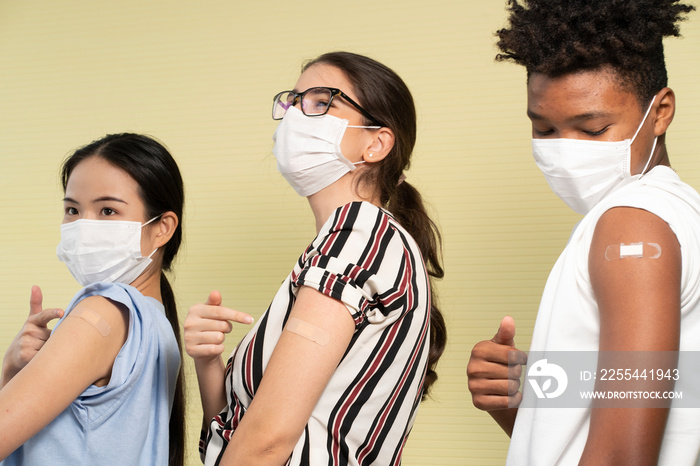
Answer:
303, 52, 446, 398
388, 181, 445, 398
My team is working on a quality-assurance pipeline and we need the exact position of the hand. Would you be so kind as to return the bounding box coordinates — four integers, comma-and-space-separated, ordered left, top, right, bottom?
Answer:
1, 286, 64, 387
184, 290, 254, 362
467, 316, 527, 411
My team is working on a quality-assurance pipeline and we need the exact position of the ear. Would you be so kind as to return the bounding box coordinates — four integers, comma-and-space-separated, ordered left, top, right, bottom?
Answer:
362, 127, 395, 163
152, 211, 179, 249
652, 87, 675, 137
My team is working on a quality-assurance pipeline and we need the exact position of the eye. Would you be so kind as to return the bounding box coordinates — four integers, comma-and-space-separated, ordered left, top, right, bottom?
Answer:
533, 127, 554, 137
101, 207, 117, 216
583, 125, 611, 137
65, 206, 78, 216
303, 98, 329, 112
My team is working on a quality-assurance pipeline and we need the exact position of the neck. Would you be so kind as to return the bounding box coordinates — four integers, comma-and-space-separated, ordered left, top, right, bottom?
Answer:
128, 265, 163, 302
306, 172, 381, 233
651, 134, 671, 171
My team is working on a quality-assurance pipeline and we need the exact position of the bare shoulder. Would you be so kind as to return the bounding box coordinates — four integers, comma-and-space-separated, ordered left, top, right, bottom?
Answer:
63, 295, 129, 341
594, 206, 678, 242
590, 206, 680, 267
590, 207, 681, 352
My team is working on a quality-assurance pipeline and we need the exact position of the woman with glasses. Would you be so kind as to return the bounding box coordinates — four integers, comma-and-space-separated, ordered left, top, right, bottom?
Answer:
185, 51, 446, 465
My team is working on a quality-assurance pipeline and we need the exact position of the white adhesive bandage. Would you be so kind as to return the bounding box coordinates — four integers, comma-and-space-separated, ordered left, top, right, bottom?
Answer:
285, 317, 329, 346
70, 307, 112, 336
605, 242, 662, 261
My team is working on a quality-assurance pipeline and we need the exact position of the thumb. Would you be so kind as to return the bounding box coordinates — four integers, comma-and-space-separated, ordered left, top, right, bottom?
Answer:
206, 290, 222, 307
492, 316, 516, 347
29, 285, 43, 316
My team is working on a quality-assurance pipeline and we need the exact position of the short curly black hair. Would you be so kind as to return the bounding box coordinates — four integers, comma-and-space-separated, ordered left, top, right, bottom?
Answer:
496, 0, 695, 106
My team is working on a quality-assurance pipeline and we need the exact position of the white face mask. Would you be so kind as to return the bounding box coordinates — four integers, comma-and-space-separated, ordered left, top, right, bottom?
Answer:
56, 217, 159, 286
531, 96, 658, 215
272, 106, 377, 196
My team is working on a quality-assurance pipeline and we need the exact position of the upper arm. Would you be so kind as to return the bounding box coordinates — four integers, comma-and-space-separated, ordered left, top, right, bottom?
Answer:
222, 286, 355, 464
581, 206, 681, 465
589, 206, 681, 351
0, 295, 129, 459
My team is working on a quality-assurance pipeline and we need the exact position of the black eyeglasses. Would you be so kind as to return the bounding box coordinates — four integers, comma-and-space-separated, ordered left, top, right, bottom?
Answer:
272, 87, 381, 125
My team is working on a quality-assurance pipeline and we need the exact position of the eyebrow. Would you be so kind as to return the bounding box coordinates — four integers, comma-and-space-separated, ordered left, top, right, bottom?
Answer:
63, 196, 128, 204
527, 109, 614, 122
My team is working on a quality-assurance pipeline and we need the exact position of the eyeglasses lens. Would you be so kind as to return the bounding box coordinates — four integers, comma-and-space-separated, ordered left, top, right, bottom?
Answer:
301, 88, 332, 116
273, 92, 295, 119
273, 88, 334, 120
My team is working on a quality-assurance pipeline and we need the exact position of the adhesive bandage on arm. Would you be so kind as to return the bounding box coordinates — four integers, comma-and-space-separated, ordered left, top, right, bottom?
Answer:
285, 317, 329, 346
604, 242, 662, 261
70, 307, 112, 336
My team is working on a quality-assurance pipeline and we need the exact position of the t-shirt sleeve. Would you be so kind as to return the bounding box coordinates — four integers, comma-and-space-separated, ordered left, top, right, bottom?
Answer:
291, 202, 418, 327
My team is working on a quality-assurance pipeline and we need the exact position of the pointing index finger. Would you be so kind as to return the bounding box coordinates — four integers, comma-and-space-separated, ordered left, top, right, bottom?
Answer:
208, 305, 254, 325
30, 307, 65, 328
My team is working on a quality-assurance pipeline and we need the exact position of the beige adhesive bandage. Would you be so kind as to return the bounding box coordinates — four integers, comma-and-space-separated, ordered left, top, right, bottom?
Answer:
605, 242, 662, 261
286, 317, 329, 346
71, 307, 112, 336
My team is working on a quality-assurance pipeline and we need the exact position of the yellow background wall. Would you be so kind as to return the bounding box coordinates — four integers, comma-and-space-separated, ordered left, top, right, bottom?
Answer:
1, 1, 698, 464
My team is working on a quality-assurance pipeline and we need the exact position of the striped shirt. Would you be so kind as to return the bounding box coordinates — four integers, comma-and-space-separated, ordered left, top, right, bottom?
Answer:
201, 201, 432, 466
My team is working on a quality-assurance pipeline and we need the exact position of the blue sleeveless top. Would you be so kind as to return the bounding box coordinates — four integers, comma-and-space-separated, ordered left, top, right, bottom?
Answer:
2, 282, 180, 465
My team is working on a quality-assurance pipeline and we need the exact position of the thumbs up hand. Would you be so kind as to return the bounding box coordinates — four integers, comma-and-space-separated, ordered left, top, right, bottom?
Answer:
467, 316, 527, 412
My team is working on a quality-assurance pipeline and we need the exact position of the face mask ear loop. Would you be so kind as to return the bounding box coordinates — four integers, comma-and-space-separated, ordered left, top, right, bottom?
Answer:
141, 214, 163, 228
639, 137, 659, 178
629, 95, 657, 179
142, 215, 163, 259
630, 95, 657, 144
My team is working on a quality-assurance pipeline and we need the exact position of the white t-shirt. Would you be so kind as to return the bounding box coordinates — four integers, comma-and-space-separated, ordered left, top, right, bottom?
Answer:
508, 166, 700, 465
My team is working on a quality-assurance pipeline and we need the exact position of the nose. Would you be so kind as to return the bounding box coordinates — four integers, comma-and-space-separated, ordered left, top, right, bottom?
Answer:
292, 95, 303, 111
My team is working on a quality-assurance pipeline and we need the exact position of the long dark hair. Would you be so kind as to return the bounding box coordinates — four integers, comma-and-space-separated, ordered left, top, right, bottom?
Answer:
303, 52, 446, 399
61, 133, 186, 466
